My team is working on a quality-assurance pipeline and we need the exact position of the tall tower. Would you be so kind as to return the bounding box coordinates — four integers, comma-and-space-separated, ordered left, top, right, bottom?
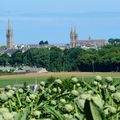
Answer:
6, 20, 13, 49
70, 26, 78, 48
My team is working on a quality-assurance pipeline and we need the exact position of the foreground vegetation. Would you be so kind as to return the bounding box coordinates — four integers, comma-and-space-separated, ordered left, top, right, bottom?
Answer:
0, 44, 120, 72
0, 76, 120, 120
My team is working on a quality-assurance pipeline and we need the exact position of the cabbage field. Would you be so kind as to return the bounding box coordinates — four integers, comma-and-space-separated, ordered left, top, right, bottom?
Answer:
0, 76, 120, 120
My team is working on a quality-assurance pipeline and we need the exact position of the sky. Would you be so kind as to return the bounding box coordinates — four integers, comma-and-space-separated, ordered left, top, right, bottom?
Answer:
0, 0, 120, 45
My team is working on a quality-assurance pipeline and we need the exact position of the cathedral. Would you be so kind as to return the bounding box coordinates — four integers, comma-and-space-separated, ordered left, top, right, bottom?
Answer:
70, 27, 108, 49
2, 21, 107, 51
6, 20, 13, 49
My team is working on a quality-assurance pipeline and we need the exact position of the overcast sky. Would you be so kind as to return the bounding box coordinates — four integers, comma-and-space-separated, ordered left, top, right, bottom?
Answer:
0, 0, 120, 45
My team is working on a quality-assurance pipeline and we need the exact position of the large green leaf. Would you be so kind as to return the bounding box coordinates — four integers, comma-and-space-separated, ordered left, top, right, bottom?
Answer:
74, 103, 84, 120
14, 109, 28, 120
20, 109, 28, 120
84, 99, 105, 120
14, 112, 22, 120
44, 105, 63, 120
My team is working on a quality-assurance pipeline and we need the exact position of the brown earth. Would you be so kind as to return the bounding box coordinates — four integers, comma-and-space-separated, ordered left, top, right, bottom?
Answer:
0, 72, 119, 80
0, 72, 96, 79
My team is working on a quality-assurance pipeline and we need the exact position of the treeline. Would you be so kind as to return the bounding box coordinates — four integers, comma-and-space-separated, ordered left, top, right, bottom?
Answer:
0, 44, 120, 72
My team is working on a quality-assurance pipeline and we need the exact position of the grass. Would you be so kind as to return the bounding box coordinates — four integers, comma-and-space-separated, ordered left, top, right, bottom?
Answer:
0, 76, 48, 87
0, 72, 120, 87
0, 71, 27, 75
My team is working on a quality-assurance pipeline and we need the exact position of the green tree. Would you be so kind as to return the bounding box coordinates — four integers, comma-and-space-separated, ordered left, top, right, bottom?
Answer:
49, 47, 63, 71
0, 54, 10, 66
63, 48, 83, 71
10, 51, 23, 66
23, 48, 50, 69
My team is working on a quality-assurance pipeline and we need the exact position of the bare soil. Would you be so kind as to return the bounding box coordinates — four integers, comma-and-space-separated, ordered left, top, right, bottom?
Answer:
0, 72, 119, 80
0, 72, 95, 79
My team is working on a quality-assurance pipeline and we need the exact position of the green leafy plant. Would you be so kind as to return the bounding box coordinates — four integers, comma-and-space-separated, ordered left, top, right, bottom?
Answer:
0, 76, 119, 120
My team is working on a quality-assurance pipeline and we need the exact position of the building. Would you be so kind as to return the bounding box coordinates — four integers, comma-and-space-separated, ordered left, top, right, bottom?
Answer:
70, 27, 108, 49
14, 66, 48, 73
0, 23, 109, 56
70, 27, 78, 48
6, 20, 13, 49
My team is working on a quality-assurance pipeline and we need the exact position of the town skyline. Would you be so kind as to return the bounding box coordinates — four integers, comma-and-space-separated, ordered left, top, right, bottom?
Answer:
0, 0, 120, 45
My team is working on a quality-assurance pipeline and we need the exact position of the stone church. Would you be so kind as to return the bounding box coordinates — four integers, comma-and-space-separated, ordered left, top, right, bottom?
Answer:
70, 27, 108, 49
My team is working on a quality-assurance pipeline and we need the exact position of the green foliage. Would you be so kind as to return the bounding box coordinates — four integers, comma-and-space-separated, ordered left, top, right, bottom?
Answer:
39, 40, 48, 45
10, 51, 23, 66
108, 38, 120, 44
0, 76, 120, 120
0, 44, 120, 72
23, 48, 50, 69
44, 106, 63, 120
84, 99, 105, 120
49, 47, 63, 71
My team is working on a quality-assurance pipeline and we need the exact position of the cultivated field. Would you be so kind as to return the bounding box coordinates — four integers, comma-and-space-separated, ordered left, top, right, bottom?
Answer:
0, 72, 120, 119
0, 72, 120, 87
0, 73, 120, 119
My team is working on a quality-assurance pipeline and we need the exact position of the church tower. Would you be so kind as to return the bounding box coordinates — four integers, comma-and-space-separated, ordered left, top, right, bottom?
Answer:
6, 20, 13, 49
70, 26, 78, 48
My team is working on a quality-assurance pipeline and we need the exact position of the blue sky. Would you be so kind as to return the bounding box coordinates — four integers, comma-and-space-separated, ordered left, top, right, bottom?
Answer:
0, 0, 120, 45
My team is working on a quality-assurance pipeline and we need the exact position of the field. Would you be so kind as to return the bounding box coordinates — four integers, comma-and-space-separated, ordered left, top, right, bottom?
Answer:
0, 72, 120, 87
0, 72, 120, 119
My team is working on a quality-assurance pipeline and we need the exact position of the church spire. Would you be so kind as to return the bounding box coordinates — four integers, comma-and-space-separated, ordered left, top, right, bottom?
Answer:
73, 26, 77, 33
6, 19, 13, 49
71, 26, 74, 33
70, 25, 78, 48
71, 26, 77, 33
8, 19, 12, 31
